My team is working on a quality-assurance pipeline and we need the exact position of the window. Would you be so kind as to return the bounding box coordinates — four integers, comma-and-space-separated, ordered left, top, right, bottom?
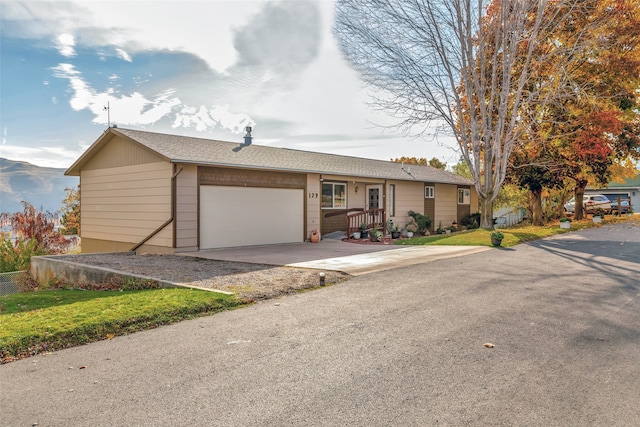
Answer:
425, 186, 434, 198
458, 188, 470, 205
389, 184, 396, 216
322, 182, 346, 208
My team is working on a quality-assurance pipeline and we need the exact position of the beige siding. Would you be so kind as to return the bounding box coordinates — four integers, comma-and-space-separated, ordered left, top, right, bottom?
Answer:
434, 183, 458, 228
175, 164, 198, 251
81, 162, 173, 252
347, 182, 366, 210
306, 174, 321, 236
83, 135, 164, 170
387, 181, 423, 229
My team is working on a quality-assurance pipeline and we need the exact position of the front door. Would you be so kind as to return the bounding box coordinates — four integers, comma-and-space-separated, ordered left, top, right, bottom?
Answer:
368, 187, 379, 210
366, 185, 383, 210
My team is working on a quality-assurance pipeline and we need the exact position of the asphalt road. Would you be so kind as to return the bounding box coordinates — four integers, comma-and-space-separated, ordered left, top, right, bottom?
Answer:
2, 222, 639, 426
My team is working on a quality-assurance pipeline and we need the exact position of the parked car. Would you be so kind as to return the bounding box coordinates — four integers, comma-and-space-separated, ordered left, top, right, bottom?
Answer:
610, 199, 630, 214
564, 194, 612, 214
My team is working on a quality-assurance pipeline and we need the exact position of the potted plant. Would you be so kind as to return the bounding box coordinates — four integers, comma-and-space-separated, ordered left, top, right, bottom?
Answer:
559, 217, 571, 229
490, 230, 504, 247
592, 208, 606, 223
370, 227, 383, 242
360, 222, 369, 238
405, 221, 417, 238
390, 225, 401, 239
436, 221, 444, 234
352, 230, 361, 239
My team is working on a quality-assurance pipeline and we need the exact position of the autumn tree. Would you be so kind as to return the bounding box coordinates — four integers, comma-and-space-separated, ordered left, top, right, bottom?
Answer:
391, 156, 447, 169
428, 157, 447, 170
511, 0, 640, 220
60, 186, 80, 235
335, 0, 596, 228
0, 202, 75, 255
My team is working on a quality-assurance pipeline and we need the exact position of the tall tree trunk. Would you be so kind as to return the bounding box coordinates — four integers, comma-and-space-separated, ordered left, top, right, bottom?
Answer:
573, 180, 588, 220
530, 189, 544, 226
479, 195, 494, 229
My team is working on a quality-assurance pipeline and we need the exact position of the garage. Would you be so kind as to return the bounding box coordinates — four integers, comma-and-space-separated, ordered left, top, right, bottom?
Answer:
199, 185, 304, 249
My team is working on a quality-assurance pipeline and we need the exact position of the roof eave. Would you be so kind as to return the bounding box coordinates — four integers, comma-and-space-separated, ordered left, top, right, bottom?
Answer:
171, 159, 473, 185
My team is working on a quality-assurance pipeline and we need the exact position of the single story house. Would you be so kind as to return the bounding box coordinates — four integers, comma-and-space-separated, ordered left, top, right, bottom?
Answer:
585, 174, 640, 210
65, 127, 478, 254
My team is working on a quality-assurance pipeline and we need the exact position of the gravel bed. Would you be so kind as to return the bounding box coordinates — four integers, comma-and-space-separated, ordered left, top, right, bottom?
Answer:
56, 254, 350, 301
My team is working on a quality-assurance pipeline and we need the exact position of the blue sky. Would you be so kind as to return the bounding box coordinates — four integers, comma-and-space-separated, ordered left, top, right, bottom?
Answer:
0, 0, 460, 169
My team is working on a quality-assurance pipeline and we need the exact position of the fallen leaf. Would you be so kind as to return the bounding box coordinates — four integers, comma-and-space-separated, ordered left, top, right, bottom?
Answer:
483, 343, 495, 348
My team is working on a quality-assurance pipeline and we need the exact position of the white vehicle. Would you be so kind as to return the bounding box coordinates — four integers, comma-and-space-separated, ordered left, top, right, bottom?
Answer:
564, 194, 612, 214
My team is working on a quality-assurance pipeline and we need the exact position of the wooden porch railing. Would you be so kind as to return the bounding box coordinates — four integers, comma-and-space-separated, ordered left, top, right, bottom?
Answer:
347, 208, 386, 236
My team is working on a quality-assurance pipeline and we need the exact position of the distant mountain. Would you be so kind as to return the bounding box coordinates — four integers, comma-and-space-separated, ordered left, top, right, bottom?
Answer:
0, 158, 78, 215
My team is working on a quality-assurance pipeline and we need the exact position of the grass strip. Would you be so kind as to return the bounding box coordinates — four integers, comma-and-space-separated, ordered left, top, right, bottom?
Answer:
0, 288, 244, 363
395, 215, 639, 247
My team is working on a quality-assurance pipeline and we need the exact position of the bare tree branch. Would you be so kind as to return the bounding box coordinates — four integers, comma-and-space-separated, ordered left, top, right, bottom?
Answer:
334, 0, 602, 228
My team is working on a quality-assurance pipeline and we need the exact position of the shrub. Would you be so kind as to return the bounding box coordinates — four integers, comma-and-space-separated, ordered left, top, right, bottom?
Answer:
461, 212, 481, 229
0, 237, 46, 273
408, 210, 433, 233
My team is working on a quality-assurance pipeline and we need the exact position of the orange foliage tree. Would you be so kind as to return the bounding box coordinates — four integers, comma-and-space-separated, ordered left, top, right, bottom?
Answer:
391, 157, 447, 170
507, 0, 640, 221
0, 202, 75, 255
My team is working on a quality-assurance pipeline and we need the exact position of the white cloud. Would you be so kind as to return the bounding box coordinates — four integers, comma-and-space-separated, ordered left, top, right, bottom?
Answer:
173, 104, 254, 133
115, 48, 132, 62
56, 33, 75, 57
56, 1, 264, 73
50, 62, 255, 133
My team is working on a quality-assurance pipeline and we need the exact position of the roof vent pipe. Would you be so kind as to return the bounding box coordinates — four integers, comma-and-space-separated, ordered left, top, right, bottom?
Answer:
244, 126, 252, 145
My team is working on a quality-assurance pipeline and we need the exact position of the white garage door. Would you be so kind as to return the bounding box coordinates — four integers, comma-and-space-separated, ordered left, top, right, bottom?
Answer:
200, 186, 304, 249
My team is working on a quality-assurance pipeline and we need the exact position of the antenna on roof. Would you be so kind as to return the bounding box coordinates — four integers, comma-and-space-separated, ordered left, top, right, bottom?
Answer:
104, 102, 111, 128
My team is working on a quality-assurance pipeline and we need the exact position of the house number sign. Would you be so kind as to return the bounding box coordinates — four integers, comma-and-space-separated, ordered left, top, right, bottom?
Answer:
308, 192, 319, 198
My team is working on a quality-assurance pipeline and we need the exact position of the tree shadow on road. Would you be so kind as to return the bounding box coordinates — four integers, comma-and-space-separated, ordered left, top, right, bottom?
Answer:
527, 235, 640, 290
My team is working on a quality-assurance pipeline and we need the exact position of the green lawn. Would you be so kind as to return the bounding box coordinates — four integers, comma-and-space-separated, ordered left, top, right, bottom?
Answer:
395, 214, 639, 247
2, 214, 636, 364
0, 288, 244, 363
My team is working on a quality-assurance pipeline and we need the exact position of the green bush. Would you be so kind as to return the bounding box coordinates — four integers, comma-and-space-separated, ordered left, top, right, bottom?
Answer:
0, 237, 46, 273
408, 210, 433, 233
461, 212, 481, 229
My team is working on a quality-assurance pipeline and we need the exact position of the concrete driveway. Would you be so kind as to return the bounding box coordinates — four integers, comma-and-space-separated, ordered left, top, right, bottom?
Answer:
2, 222, 639, 426
179, 233, 490, 275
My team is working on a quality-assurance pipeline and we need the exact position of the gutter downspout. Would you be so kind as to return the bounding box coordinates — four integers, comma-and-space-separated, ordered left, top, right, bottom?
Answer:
130, 165, 183, 252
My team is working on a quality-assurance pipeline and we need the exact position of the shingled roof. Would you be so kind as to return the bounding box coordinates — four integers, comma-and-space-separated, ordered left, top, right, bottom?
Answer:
67, 127, 473, 185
